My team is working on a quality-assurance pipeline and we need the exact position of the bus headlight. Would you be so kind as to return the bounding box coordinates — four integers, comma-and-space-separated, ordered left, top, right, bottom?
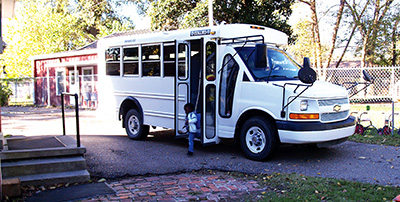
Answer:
300, 100, 308, 111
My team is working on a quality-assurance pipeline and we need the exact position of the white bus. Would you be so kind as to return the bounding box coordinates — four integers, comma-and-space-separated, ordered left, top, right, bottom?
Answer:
98, 24, 356, 161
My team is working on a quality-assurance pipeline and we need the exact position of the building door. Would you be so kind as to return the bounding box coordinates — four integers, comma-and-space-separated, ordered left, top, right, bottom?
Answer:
82, 67, 94, 108
69, 70, 78, 105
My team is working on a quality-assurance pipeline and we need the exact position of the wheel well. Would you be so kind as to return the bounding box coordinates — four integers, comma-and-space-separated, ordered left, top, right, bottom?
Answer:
119, 97, 143, 128
234, 109, 277, 143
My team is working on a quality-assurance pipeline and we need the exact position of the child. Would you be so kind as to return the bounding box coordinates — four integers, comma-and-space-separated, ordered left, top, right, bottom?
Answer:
184, 103, 198, 156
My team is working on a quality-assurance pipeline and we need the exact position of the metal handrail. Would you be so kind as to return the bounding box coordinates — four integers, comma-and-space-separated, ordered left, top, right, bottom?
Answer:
61, 93, 80, 147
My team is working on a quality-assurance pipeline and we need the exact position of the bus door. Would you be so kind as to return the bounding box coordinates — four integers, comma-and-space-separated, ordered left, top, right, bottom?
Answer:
175, 41, 191, 138
202, 41, 218, 144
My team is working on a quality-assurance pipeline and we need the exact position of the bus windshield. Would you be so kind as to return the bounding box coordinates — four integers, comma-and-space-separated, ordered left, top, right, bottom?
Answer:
235, 47, 301, 81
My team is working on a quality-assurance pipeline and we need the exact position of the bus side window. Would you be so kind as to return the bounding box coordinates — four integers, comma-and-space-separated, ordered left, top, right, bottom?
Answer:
164, 44, 175, 77
123, 47, 139, 75
142, 45, 161, 77
105, 47, 121, 76
219, 54, 239, 117
177, 44, 188, 79
206, 42, 216, 81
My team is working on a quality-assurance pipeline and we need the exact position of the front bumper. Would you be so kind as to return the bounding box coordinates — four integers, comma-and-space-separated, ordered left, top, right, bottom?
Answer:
276, 116, 356, 131
276, 116, 356, 144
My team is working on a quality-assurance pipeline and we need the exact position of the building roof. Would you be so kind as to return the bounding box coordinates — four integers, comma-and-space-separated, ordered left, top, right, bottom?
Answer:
30, 42, 98, 60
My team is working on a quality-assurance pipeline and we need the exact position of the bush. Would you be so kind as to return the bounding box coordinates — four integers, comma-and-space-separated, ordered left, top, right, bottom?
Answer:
0, 82, 12, 106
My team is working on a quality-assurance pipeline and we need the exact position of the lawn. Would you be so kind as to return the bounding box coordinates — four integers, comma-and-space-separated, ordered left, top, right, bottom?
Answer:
230, 172, 400, 202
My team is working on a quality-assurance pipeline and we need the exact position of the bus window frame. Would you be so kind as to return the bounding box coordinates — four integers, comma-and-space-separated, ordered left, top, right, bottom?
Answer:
141, 44, 161, 77
122, 46, 140, 76
105, 47, 122, 76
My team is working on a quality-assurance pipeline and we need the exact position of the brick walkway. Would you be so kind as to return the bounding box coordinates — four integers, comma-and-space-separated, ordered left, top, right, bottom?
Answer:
81, 171, 268, 202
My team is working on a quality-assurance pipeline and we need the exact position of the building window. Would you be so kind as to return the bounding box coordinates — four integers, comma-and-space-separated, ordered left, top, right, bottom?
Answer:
123, 47, 139, 75
142, 45, 160, 76
56, 69, 65, 95
105, 47, 120, 76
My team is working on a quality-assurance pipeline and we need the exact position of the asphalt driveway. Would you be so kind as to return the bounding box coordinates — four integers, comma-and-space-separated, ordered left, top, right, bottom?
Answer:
2, 106, 399, 187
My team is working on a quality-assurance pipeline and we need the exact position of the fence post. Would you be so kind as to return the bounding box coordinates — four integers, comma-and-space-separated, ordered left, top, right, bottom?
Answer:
391, 66, 395, 137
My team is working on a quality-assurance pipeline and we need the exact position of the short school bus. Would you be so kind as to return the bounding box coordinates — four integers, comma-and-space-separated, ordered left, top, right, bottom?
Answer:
98, 24, 355, 161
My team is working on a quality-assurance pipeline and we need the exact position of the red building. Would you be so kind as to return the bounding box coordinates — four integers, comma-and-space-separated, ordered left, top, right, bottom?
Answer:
31, 42, 98, 107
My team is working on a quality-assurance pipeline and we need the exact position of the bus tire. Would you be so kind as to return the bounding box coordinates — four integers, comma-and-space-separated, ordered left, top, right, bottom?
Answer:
240, 116, 279, 161
124, 109, 149, 140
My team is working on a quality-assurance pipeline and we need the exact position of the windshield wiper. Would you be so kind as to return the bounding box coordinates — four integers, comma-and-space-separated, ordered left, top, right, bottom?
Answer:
258, 75, 288, 80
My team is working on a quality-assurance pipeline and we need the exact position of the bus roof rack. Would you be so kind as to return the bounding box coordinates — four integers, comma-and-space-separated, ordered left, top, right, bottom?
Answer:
219, 35, 264, 45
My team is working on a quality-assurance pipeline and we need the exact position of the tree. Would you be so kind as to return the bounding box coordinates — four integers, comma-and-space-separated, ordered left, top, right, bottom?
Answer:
1, 0, 135, 78
298, 0, 323, 74
345, 0, 398, 66
290, 0, 400, 81
148, 0, 294, 37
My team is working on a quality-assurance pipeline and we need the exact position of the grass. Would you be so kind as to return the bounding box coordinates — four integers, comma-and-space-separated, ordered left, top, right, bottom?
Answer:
229, 172, 400, 202
349, 131, 400, 146
349, 104, 400, 146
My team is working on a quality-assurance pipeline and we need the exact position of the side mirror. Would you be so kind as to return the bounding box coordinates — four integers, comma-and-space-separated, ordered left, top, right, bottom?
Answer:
255, 44, 267, 68
298, 57, 316, 84
362, 70, 373, 83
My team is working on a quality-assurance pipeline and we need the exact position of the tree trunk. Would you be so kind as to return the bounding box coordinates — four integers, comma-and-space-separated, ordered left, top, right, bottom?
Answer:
309, 0, 323, 77
325, 0, 345, 73
392, 17, 400, 66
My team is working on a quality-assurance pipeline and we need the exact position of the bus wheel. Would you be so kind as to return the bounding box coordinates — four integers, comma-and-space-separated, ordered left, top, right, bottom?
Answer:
240, 117, 279, 161
124, 109, 149, 140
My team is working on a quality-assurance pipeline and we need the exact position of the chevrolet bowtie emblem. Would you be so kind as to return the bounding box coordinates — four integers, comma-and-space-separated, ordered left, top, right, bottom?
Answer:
333, 104, 341, 112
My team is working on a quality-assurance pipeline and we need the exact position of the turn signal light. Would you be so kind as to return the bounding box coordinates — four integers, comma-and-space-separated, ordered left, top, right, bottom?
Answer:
289, 113, 319, 120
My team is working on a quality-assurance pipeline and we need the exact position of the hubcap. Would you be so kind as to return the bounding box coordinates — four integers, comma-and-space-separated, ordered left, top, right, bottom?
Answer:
246, 126, 266, 154
128, 115, 140, 135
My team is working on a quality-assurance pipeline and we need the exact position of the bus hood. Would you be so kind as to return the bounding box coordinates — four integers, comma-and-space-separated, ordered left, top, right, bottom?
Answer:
275, 80, 348, 98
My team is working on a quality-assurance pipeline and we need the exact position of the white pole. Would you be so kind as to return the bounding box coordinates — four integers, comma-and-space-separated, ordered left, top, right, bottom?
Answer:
208, 0, 213, 26
47, 67, 50, 107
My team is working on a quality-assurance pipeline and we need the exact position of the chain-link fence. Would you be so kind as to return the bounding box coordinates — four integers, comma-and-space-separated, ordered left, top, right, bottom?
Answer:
1, 78, 35, 105
326, 66, 400, 130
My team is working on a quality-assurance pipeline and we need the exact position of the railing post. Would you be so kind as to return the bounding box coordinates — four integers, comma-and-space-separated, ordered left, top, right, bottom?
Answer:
75, 93, 80, 147
61, 93, 66, 136
61, 92, 80, 147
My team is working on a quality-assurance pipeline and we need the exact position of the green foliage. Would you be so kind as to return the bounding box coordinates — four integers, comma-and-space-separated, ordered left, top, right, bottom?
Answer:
0, 81, 12, 106
148, 0, 294, 37
1, 0, 135, 79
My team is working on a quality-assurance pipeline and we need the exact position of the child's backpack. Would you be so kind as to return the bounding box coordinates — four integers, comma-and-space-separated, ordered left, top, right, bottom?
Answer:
195, 112, 201, 130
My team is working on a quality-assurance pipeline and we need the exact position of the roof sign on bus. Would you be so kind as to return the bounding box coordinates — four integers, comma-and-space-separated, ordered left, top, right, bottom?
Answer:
124, 39, 136, 43
190, 29, 211, 36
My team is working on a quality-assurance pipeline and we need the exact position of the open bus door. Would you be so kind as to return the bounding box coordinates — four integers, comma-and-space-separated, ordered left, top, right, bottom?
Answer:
202, 41, 219, 145
175, 41, 191, 138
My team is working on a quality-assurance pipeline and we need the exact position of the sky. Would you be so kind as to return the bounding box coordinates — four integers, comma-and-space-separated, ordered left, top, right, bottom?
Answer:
120, 4, 150, 30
